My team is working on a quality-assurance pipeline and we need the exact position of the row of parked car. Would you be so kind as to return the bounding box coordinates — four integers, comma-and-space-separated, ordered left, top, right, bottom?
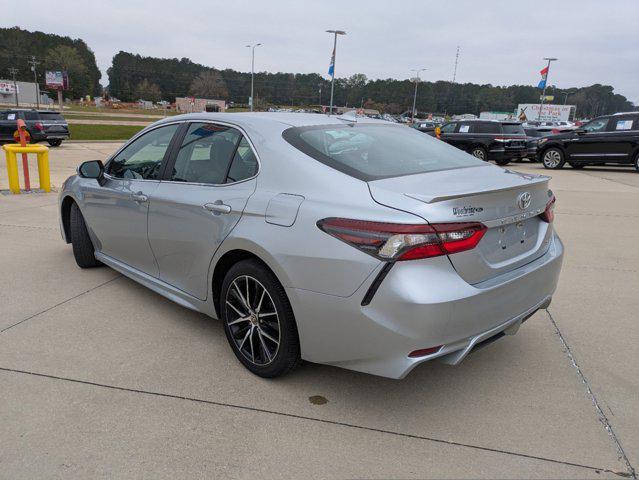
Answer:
424, 112, 639, 172
0, 109, 70, 146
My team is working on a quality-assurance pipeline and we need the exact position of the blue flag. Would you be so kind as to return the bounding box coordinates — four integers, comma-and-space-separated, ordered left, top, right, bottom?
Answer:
328, 47, 335, 77
537, 79, 546, 90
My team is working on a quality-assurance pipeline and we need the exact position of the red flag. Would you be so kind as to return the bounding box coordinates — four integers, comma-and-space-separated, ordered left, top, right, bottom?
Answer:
540, 66, 549, 75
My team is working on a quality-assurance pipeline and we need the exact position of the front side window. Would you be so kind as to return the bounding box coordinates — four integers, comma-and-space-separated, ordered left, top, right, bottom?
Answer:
457, 122, 472, 133
610, 117, 636, 131
108, 124, 179, 180
582, 118, 609, 133
171, 123, 242, 184
283, 123, 485, 181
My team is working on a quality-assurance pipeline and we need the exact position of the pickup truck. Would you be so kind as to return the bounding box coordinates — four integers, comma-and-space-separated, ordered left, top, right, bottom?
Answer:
0, 109, 70, 146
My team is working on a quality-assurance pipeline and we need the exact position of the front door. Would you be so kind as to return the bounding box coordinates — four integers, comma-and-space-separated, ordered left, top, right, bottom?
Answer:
148, 122, 259, 300
81, 123, 180, 276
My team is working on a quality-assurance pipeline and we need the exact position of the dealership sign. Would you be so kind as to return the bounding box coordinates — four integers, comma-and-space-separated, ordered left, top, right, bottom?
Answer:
0, 81, 18, 94
517, 103, 574, 122
45, 71, 69, 90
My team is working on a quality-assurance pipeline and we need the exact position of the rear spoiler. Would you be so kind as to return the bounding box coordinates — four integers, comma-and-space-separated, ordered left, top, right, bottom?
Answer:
405, 174, 549, 204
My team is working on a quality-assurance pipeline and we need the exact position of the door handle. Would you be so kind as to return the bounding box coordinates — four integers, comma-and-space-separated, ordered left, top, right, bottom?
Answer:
204, 202, 232, 215
131, 192, 148, 203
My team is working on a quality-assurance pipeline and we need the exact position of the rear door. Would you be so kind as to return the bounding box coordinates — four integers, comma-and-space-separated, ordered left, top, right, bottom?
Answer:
147, 122, 258, 300
602, 115, 638, 163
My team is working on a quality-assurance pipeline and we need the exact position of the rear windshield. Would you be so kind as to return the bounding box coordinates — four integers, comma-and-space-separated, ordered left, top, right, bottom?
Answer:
38, 112, 65, 121
282, 123, 485, 181
501, 123, 525, 135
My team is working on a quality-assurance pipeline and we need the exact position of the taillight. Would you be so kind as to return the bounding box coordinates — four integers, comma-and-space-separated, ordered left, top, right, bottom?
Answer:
34, 122, 44, 131
317, 218, 486, 261
540, 196, 556, 223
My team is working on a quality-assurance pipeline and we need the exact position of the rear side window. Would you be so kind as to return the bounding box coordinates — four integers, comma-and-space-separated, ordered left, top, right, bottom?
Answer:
440, 123, 456, 133
283, 123, 485, 181
23, 111, 39, 120
171, 123, 241, 184
226, 137, 258, 183
474, 122, 500, 134
39, 112, 65, 121
501, 123, 525, 135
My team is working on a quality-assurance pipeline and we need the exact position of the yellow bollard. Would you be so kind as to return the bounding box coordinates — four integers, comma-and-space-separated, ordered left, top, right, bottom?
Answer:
2, 143, 51, 193
4, 149, 20, 194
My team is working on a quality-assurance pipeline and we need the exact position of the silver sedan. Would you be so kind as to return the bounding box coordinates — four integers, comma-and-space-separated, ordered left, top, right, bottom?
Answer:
58, 113, 563, 378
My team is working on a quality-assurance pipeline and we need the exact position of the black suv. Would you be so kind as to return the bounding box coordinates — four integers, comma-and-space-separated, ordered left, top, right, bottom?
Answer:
0, 109, 69, 147
434, 120, 527, 165
537, 112, 639, 171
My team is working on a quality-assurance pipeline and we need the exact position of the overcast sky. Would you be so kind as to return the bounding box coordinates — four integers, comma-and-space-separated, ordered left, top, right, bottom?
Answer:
4, 0, 638, 104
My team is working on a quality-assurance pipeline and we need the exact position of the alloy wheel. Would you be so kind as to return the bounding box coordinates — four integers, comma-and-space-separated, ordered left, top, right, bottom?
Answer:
224, 275, 281, 366
472, 148, 486, 160
543, 149, 562, 168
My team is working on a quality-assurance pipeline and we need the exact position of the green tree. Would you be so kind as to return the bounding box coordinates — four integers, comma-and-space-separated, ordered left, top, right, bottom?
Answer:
44, 45, 89, 99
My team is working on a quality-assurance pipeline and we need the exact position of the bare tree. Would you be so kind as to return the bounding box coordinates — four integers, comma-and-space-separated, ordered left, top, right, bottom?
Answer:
189, 70, 229, 99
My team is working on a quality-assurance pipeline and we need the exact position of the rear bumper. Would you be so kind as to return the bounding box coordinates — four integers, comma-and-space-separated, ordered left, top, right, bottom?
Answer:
287, 232, 564, 379
489, 148, 528, 160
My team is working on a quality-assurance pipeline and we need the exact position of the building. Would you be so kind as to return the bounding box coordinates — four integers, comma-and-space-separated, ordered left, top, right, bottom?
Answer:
175, 97, 227, 113
0, 79, 51, 107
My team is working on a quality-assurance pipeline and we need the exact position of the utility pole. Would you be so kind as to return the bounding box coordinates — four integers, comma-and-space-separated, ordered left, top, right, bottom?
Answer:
326, 29, 346, 114
538, 57, 557, 120
28, 56, 40, 108
8, 67, 19, 107
410, 68, 426, 121
245, 43, 262, 111
452, 46, 460, 83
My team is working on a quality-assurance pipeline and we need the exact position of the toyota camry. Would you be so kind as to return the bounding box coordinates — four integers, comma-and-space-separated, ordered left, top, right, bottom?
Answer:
58, 112, 563, 378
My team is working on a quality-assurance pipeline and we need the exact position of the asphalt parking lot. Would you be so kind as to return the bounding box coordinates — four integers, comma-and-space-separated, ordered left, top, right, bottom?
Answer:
1, 142, 637, 479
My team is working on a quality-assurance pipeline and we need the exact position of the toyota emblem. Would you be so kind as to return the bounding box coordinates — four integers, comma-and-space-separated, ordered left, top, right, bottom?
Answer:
517, 192, 532, 210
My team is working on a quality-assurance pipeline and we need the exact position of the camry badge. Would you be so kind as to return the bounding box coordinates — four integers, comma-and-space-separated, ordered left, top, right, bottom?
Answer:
517, 192, 532, 210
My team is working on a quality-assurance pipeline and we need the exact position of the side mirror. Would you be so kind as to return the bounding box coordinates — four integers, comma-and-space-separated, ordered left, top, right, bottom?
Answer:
574, 128, 586, 135
78, 160, 105, 183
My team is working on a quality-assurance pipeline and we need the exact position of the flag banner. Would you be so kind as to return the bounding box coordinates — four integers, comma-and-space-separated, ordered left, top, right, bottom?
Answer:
328, 48, 335, 77
537, 79, 547, 90
540, 66, 549, 76
537, 65, 548, 90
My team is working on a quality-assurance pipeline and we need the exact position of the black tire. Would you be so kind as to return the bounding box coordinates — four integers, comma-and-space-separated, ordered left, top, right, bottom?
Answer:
221, 259, 301, 378
47, 139, 62, 147
634, 151, 639, 173
541, 147, 565, 169
569, 162, 585, 169
470, 146, 488, 161
495, 157, 511, 166
69, 202, 101, 268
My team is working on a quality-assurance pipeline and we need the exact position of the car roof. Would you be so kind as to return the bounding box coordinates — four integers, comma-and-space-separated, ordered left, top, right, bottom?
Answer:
153, 112, 389, 130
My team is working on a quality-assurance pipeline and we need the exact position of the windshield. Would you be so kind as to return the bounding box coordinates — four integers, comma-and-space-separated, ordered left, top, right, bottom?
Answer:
501, 123, 525, 135
282, 123, 485, 181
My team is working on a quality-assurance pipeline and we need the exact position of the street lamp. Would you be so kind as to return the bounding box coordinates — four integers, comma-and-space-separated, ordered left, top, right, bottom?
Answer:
326, 29, 346, 114
410, 68, 426, 121
538, 57, 557, 120
246, 43, 262, 111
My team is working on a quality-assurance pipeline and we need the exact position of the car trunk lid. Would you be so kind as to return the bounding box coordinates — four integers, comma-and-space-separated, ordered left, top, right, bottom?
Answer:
368, 165, 554, 284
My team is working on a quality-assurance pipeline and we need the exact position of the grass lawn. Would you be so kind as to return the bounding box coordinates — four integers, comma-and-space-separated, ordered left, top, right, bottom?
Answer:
69, 124, 145, 141
65, 113, 157, 122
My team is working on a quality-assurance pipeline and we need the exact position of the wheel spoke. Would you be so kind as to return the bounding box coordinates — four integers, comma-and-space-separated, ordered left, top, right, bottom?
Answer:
238, 327, 252, 351
248, 326, 255, 361
228, 315, 250, 326
258, 311, 277, 318
232, 281, 250, 311
226, 300, 246, 318
246, 277, 251, 310
256, 288, 266, 313
259, 327, 279, 346
257, 330, 272, 362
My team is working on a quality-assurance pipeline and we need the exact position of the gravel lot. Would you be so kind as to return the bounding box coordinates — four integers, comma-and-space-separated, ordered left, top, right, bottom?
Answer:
1, 142, 637, 479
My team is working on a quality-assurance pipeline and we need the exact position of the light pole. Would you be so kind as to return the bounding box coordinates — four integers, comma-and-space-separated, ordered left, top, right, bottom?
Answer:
410, 68, 426, 121
538, 57, 557, 120
326, 29, 346, 114
246, 43, 262, 111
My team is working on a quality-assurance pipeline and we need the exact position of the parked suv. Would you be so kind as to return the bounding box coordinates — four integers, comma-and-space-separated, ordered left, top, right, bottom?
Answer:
0, 109, 69, 146
434, 120, 527, 165
536, 112, 639, 171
